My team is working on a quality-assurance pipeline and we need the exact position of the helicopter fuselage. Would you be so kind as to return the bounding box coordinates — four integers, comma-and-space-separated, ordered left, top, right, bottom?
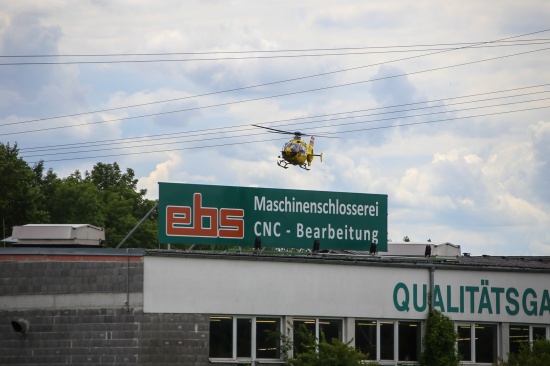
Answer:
252, 124, 322, 170
281, 139, 308, 164
277, 137, 319, 170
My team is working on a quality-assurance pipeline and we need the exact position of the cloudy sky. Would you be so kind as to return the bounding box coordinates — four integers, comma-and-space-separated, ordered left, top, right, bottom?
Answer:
1, 1, 549, 255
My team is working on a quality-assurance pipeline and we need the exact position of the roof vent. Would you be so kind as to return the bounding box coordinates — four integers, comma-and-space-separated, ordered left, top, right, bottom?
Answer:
9, 224, 105, 247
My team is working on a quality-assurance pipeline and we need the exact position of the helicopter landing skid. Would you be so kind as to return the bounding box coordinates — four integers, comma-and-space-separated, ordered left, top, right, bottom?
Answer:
277, 159, 310, 170
277, 159, 289, 169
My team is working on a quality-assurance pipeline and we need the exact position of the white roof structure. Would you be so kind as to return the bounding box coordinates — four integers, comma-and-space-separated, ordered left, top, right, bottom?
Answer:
10, 224, 105, 246
379, 242, 461, 259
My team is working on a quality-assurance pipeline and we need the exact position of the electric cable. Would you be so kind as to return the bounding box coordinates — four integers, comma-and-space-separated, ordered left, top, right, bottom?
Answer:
3, 45, 550, 137
4, 28, 549, 128
3, 41, 550, 65
20, 96, 550, 158
24, 104, 550, 164
18, 87, 550, 154
3, 38, 549, 58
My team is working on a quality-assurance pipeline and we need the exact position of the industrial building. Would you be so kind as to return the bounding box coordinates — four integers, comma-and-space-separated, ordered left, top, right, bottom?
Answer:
1, 226, 549, 365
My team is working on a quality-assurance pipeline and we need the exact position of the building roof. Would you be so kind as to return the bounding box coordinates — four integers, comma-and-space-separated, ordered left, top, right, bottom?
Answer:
142, 248, 550, 273
1, 246, 549, 272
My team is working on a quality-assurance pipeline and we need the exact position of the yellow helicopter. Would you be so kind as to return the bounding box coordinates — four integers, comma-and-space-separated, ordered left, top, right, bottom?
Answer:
253, 125, 323, 170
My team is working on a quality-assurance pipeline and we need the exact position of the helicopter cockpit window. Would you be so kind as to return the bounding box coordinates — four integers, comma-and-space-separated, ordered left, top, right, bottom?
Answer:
284, 142, 305, 154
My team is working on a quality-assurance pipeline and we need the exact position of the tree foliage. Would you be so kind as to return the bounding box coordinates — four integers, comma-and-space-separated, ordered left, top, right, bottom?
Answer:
496, 338, 550, 366
0, 143, 49, 233
279, 324, 379, 366
0, 142, 157, 248
419, 309, 460, 366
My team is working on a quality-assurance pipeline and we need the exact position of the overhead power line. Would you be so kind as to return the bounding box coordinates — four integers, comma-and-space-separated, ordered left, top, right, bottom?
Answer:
3, 38, 549, 58
3, 28, 550, 128
3, 45, 550, 137
2, 41, 550, 65
17, 85, 550, 154
24, 104, 550, 164
20, 96, 550, 158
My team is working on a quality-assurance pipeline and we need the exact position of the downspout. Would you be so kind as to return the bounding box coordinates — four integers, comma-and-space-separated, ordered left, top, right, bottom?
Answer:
429, 265, 435, 310
126, 248, 130, 313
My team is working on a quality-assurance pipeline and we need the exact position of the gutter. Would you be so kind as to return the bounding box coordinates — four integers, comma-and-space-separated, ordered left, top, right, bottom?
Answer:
143, 250, 550, 274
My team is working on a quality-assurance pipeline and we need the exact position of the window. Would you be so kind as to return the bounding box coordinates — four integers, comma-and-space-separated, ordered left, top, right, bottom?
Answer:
475, 323, 497, 363
355, 320, 377, 360
457, 324, 472, 361
355, 320, 421, 362
319, 319, 343, 343
533, 326, 547, 340
209, 316, 281, 360
292, 318, 343, 354
256, 318, 281, 359
509, 324, 529, 354
237, 318, 252, 357
380, 321, 394, 360
509, 324, 548, 354
456, 323, 498, 363
398, 321, 421, 361
209, 316, 233, 358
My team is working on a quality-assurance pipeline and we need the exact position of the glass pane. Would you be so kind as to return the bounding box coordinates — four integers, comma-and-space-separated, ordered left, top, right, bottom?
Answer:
293, 318, 316, 355
355, 320, 377, 360
319, 319, 342, 343
237, 318, 252, 358
256, 318, 281, 359
457, 324, 472, 361
398, 321, 421, 361
533, 326, 547, 340
509, 324, 529, 354
475, 323, 497, 363
380, 321, 394, 360
209, 316, 233, 358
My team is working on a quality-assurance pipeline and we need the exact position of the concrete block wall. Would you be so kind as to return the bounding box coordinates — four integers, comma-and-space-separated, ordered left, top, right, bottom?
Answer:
0, 308, 209, 365
0, 251, 210, 366
0, 259, 143, 296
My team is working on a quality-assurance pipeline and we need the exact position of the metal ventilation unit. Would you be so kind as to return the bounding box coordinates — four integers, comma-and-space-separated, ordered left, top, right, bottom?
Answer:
10, 224, 105, 247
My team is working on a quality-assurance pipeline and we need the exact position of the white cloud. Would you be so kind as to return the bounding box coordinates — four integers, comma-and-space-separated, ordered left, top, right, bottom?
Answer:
2, 1, 550, 255
529, 239, 550, 256
138, 152, 181, 199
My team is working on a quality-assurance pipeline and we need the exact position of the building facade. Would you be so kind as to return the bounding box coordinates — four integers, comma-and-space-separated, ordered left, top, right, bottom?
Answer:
1, 246, 549, 365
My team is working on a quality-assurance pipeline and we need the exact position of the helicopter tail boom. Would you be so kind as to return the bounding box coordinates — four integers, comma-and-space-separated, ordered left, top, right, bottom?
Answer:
306, 136, 323, 167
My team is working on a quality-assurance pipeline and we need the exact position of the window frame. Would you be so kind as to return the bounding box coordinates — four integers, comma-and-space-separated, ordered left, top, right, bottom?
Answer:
291, 317, 344, 352
455, 322, 500, 364
209, 315, 283, 362
354, 319, 422, 362
509, 324, 550, 355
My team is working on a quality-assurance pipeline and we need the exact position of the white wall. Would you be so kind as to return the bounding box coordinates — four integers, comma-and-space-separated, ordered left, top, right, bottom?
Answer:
144, 256, 550, 324
144, 256, 428, 318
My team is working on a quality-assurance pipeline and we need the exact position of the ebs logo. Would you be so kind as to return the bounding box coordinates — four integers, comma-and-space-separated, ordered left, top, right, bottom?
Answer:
166, 193, 244, 238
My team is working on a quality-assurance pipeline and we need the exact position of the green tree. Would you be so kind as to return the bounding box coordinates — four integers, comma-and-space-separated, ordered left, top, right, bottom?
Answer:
419, 309, 460, 366
49, 171, 105, 226
279, 324, 379, 366
33, 162, 61, 218
496, 338, 550, 366
0, 145, 156, 248
0, 143, 48, 235
84, 162, 157, 248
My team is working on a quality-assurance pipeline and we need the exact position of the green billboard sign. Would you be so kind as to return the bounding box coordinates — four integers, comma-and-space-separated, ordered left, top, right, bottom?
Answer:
158, 182, 388, 251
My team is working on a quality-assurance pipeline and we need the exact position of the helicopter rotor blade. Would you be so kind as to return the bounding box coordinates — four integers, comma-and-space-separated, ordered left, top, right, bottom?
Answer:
252, 124, 309, 137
